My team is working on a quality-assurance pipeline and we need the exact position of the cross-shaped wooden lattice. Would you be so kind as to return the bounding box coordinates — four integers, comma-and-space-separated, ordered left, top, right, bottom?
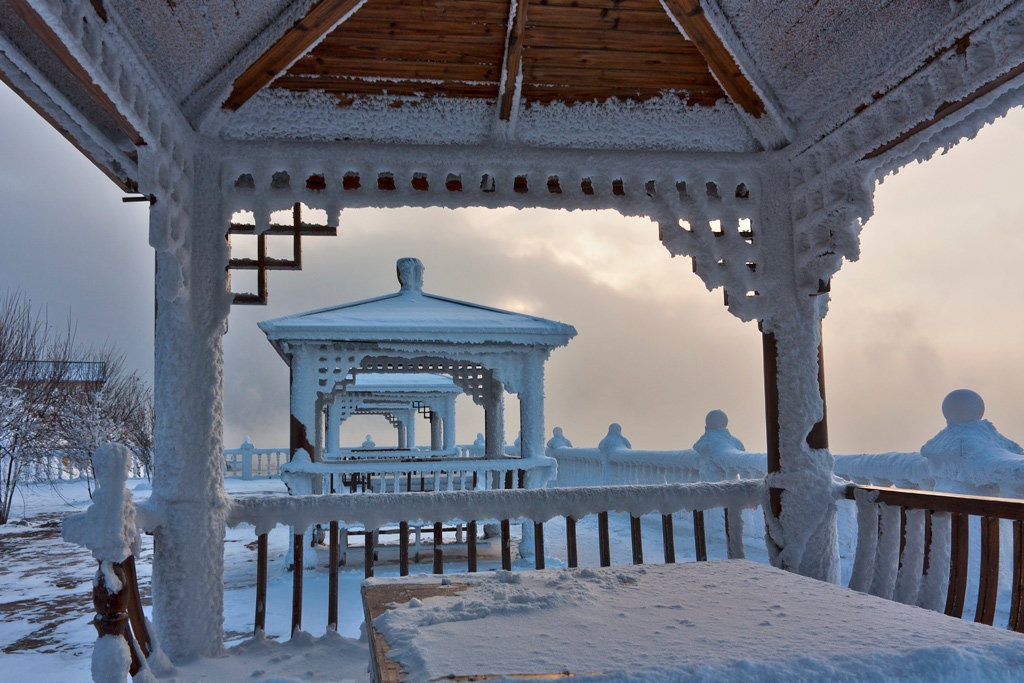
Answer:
227, 202, 337, 305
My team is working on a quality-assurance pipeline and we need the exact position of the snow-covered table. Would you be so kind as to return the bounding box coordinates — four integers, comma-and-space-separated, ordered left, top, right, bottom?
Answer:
362, 559, 1024, 682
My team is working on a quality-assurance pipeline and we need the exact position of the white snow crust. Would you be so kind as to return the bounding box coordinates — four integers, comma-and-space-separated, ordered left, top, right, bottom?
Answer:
371, 560, 1024, 682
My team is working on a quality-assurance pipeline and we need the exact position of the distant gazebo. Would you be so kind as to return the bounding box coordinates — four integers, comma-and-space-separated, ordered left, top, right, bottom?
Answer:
324, 372, 461, 455
259, 257, 577, 472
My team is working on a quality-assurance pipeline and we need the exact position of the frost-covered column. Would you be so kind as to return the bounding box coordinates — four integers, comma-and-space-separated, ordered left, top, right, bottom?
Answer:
441, 395, 457, 450
519, 355, 545, 463
430, 411, 443, 450
289, 348, 318, 461
483, 378, 505, 460
324, 400, 338, 457
756, 159, 871, 583
397, 417, 408, 449
147, 146, 232, 660
405, 408, 416, 448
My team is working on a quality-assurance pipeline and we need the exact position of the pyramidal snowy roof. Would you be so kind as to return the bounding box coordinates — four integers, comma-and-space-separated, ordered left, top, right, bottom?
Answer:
259, 258, 577, 349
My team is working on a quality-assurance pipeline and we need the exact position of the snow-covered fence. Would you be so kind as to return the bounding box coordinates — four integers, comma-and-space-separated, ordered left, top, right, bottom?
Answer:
845, 483, 1024, 632
226, 479, 764, 637
550, 392, 1024, 498
223, 439, 288, 479
279, 451, 557, 495
548, 411, 765, 487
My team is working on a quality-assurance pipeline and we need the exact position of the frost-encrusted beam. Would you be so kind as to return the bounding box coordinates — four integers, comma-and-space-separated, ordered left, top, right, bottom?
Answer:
222, 0, 365, 111
659, 0, 764, 118
8, 0, 143, 144
498, 0, 527, 122
0, 37, 138, 191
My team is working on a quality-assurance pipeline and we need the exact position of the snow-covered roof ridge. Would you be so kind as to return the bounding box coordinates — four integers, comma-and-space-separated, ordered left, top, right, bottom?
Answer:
259, 257, 577, 346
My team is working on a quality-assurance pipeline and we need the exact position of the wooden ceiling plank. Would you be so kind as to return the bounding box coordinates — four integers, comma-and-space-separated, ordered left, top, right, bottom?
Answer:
300, 40, 505, 65
287, 58, 501, 82
525, 64, 720, 87
499, 0, 528, 121
522, 84, 724, 106
659, 0, 764, 117
224, 0, 366, 111
8, 0, 144, 145
271, 75, 500, 99
525, 48, 717, 74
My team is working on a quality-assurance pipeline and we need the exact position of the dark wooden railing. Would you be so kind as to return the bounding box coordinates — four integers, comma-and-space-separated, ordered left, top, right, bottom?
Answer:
91, 555, 154, 675
846, 484, 1024, 632
229, 481, 763, 638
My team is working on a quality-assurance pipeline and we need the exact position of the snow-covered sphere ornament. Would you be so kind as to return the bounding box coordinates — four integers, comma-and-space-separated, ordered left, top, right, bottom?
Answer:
705, 409, 728, 430
942, 389, 985, 424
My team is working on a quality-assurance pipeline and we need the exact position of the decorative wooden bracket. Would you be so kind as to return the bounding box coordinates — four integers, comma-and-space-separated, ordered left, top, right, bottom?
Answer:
228, 202, 337, 305
498, 0, 528, 121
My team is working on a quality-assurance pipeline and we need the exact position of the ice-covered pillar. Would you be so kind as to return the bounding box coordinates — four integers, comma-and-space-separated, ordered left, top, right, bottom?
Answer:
405, 408, 417, 449
324, 400, 338, 457
147, 148, 231, 660
483, 378, 505, 460
289, 350, 318, 462
519, 356, 545, 463
441, 395, 457, 450
756, 161, 856, 584
397, 417, 408, 449
430, 411, 443, 450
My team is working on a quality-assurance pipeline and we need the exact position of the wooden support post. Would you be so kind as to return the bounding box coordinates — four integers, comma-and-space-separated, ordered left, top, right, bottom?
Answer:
501, 519, 512, 570
255, 534, 268, 634
328, 522, 339, 630
662, 514, 676, 564
534, 521, 545, 570
566, 517, 578, 568
399, 521, 410, 577
946, 512, 969, 618
433, 522, 444, 574
1011, 520, 1024, 631
693, 510, 708, 562
365, 530, 376, 579
468, 521, 478, 573
630, 516, 644, 565
291, 533, 304, 635
598, 511, 611, 567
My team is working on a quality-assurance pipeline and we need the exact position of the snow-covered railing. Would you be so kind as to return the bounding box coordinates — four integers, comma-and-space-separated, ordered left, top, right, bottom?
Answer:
61, 444, 169, 681
227, 479, 764, 637
279, 452, 556, 495
547, 413, 764, 487
846, 484, 1024, 632
223, 439, 288, 479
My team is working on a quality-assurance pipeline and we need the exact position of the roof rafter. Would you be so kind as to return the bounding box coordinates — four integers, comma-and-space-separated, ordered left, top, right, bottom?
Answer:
659, 0, 764, 118
498, 0, 528, 122
223, 0, 365, 111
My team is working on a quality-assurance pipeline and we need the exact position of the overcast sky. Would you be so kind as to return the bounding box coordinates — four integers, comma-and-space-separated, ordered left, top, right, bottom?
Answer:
1, 83, 1022, 456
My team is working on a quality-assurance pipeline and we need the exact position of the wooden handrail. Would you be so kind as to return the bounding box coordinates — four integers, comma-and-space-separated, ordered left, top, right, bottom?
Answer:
846, 484, 1024, 632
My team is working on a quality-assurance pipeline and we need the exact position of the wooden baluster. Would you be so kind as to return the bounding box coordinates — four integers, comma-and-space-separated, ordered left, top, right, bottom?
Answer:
255, 533, 268, 634
365, 529, 376, 579
630, 515, 644, 565
534, 521, 545, 570
1010, 520, 1024, 631
922, 510, 932, 579
566, 516, 578, 568
292, 533, 304, 635
505, 470, 513, 489
598, 511, 611, 567
945, 512, 969, 618
433, 522, 444, 574
518, 469, 526, 488
501, 519, 512, 570
399, 521, 410, 577
693, 510, 708, 562
328, 521, 339, 631
976, 515, 1000, 624
122, 555, 151, 657
898, 506, 907, 572
468, 520, 478, 572
93, 560, 141, 675
406, 471, 412, 493
662, 514, 675, 564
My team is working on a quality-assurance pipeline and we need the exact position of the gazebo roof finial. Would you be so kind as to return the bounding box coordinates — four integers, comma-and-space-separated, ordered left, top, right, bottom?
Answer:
397, 257, 424, 293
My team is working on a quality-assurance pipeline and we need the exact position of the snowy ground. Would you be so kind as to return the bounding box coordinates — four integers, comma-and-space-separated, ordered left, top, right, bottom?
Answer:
0, 477, 1017, 681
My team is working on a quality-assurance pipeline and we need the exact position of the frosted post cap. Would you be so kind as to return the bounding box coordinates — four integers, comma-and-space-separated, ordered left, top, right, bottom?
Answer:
942, 389, 985, 423
397, 257, 424, 292
705, 410, 729, 430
